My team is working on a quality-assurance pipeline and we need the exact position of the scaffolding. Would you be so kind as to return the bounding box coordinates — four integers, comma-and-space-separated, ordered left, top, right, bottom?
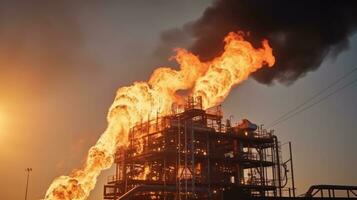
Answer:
104, 97, 287, 200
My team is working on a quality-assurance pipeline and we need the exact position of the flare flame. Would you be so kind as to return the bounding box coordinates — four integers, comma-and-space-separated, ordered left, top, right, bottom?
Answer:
44, 32, 275, 200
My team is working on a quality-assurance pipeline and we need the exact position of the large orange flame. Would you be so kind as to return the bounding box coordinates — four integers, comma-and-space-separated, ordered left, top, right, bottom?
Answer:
44, 32, 275, 200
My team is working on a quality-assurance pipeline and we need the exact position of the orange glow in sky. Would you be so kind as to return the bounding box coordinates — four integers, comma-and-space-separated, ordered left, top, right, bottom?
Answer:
0, 107, 6, 132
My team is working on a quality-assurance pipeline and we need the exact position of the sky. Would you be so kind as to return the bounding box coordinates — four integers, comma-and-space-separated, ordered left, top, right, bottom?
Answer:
0, 1, 356, 200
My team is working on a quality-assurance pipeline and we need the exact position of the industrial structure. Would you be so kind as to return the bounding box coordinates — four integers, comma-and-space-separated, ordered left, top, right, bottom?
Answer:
103, 97, 355, 200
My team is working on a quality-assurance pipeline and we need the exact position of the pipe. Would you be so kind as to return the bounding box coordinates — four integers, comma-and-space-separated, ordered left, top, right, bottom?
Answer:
289, 142, 296, 197
273, 135, 282, 197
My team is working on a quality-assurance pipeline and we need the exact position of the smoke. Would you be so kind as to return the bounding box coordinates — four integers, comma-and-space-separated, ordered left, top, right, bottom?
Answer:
159, 0, 357, 85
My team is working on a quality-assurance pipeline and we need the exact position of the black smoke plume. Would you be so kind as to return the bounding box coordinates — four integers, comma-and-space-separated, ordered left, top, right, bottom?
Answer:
160, 0, 357, 85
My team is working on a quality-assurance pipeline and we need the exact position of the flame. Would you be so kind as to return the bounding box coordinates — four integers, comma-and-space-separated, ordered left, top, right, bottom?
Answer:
44, 32, 275, 200
135, 165, 151, 180
194, 32, 275, 108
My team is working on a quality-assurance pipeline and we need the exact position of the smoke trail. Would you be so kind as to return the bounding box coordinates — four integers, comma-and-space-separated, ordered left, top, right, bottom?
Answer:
159, 0, 357, 85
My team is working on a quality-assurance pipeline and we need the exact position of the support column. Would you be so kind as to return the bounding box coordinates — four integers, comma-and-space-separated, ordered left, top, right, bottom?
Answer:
289, 142, 296, 197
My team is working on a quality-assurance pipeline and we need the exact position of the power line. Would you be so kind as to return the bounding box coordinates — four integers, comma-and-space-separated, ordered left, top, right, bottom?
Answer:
266, 67, 357, 127
268, 76, 357, 128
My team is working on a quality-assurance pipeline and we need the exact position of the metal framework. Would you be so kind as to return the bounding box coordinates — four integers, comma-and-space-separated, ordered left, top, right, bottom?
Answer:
304, 185, 357, 198
104, 97, 290, 200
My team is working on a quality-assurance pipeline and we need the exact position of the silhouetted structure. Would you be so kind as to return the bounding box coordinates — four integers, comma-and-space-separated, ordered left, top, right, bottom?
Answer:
103, 97, 355, 200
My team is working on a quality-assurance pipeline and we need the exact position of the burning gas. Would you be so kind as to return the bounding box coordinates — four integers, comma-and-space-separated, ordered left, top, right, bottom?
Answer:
44, 32, 275, 200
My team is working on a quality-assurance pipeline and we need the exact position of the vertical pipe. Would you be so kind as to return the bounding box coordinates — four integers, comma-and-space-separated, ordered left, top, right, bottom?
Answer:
258, 148, 265, 196
289, 142, 296, 197
114, 162, 118, 200
123, 151, 127, 195
271, 144, 276, 197
233, 140, 239, 186
332, 189, 335, 197
273, 136, 282, 197
127, 129, 134, 193
163, 126, 167, 200
24, 168, 31, 200
177, 115, 181, 199
147, 115, 150, 153
164, 155, 166, 200
207, 132, 211, 199
115, 163, 119, 181
184, 121, 188, 200
260, 149, 265, 186
264, 148, 269, 185
191, 122, 195, 195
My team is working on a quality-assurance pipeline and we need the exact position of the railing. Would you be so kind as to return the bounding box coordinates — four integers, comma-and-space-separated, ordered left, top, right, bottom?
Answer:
107, 175, 121, 183
206, 105, 223, 117
305, 185, 357, 198
240, 177, 276, 186
240, 152, 273, 162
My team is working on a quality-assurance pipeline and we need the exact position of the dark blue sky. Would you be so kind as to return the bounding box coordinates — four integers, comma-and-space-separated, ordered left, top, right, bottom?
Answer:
0, 1, 356, 199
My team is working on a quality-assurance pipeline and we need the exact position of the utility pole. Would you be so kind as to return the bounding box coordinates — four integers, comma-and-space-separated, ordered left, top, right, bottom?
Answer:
25, 168, 32, 200
289, 142, 296, 197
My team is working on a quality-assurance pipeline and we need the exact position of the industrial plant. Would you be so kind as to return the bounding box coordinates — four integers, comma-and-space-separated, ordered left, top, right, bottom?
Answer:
102, 97, 356, 200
